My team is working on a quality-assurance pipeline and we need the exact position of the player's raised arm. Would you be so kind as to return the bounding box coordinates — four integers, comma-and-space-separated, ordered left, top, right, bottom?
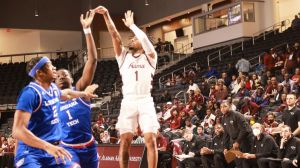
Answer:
76, 10, 98, 91
60, 84, 99, 101
94, 6, 123, 57
122, 10, 157, 60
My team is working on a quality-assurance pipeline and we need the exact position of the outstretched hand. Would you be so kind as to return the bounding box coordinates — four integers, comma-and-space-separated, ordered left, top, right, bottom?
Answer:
80, 10, 95, 28
83, 84, 99, 99
94, 6, 108, 15
122, 10, 134, 27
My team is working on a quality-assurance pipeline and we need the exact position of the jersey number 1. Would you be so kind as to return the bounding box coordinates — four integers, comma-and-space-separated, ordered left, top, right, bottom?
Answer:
135, 71, 138, 81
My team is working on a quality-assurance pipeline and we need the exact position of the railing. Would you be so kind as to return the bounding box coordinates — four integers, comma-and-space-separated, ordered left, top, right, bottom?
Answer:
207, 41, 245, 66
252, 19, 290, 45
248, 42, 289, 68
158, 62, 198, 88
0, 50, 81, 63
175, 91, 187, 104
0, 104, 16, 112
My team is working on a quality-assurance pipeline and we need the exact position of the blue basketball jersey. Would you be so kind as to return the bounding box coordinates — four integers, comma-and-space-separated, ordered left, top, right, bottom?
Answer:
15, 82, 62, 156
59, 89, 93, 144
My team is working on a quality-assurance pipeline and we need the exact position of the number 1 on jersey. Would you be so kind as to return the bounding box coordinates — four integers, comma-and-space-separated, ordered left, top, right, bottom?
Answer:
135, 71, 138, 81
66, 110, 73, 120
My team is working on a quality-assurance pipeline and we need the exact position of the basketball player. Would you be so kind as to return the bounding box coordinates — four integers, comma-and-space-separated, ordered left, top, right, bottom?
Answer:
55, 10, 99, 168
13, 56, 98, 168
95, 6, 160, 168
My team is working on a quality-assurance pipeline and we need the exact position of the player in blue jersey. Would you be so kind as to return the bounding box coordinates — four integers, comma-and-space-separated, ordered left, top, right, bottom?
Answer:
12, 56, 98, 168
55, 10, 99, 168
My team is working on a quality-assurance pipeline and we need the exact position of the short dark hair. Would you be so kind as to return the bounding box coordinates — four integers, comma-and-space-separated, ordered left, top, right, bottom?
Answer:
26, 57, 48, 77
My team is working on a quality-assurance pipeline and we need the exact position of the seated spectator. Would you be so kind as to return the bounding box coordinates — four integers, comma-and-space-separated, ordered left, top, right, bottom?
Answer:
188, 109, 199, 125
292, 68, 300, 82
160, 90, 172, 103
196, 126, 211, 141
184, 118, 196, 134
274, 93, 288, 112
274, 54, 285, 72
264, 48, 276, 72
200, 124, 231, 168
227, 63, 238, 78
276, 68, 287, 83
251, 73, 260, 90
230, 76, 242, 95
236, 82, 250, 98
281, 73, 295, 91
215, 79, 228, 102
193, 89, 205, 106
238, 97, 260, 120
265, 77, 279, 103
179, 133, 205, 168
170, 108, 181, 130
221, 72, 231, 87
262, 125, 299, 168
251, 87, 269, 107
203, 66, 219, 78
201, 109, 216, 129
241, 123, 279, 168
186, 79, 199, 94
284, 47, 297, 74
263, 112, 279, 133
157, 131, 172, 168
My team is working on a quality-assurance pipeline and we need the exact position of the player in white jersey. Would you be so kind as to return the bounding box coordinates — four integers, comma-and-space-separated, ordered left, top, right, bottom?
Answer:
95, 6, 160, 168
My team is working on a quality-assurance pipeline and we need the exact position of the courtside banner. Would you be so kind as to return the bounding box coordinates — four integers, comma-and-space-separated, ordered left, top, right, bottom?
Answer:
97, 144, 145, 168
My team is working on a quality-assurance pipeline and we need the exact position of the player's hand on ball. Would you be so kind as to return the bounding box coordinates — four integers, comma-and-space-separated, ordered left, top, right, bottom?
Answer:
122, 10, 134, 27
44, 143, 72, 164
94, 6, 108, 15
80, 10, 95, 28
83, 84, 98, 99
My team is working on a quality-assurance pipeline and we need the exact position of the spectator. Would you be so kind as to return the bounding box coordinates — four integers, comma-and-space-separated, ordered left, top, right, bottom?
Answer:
186, 79, 199, 94
170, 109, 181, 130
284, 47, 297, 74
227, 63, 238, 78
201, 109, 216, 129
220, 100, 253, 168
203, 66, 219, 78
200, 124, 231, 168
292, 68, 300, 82
236, 55, 251, 76
196, 126, 211, 141
184, 118, 196, 134
264, 125, 299, 168
241, 123, 279, 168
291, 15, 300, 30
179, 133, 205, 168
264, 49, 276, 72
157, 131, 172, 168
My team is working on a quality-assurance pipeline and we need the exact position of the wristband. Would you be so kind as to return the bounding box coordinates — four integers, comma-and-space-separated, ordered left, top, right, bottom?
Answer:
83, 27, 91, 34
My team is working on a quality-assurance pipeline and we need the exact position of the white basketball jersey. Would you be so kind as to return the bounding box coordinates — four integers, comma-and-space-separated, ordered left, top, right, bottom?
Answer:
116, 48, 157, 97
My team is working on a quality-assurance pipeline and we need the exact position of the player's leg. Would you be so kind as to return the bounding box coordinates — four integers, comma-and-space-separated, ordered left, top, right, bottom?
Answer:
56, 146, 81, 168
116, 98, 138, 168
15, 152, 42, 168
119, 132, 134, 168
144, 132, 158, 168
80, 145, 99, 168
138, 97, 160, 168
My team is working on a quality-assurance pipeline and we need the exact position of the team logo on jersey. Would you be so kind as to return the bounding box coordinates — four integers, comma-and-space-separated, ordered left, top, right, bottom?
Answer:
129, 62, 145, 69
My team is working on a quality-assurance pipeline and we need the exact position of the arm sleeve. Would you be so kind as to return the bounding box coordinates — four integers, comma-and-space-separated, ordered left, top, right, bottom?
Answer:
129, 24, 156, 55
16, 87, 40, 113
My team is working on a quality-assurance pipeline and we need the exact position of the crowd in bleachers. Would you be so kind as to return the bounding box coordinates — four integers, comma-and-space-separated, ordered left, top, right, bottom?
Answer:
91, 42, 300, 168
